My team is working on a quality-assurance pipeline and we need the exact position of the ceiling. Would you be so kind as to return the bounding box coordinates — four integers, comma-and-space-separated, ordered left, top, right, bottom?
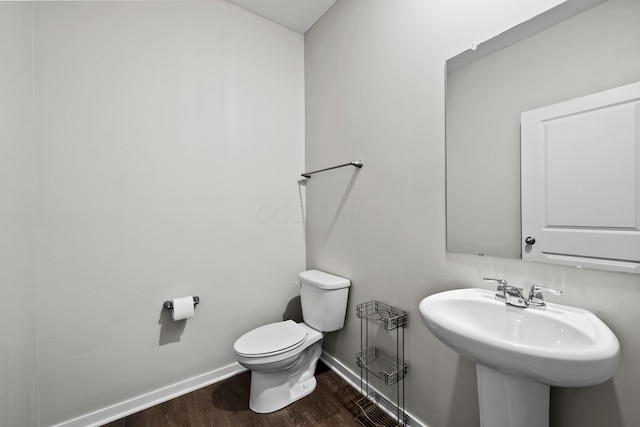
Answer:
227, 0, 337, 34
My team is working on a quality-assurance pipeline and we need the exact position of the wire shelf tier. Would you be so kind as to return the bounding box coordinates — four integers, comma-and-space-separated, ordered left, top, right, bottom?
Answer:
349, 393, 407, 427
357, 346, 408, 386
356, 301, 407, 330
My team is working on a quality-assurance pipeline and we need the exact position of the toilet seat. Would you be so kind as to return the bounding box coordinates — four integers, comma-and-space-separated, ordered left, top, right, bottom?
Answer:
234, 320, 308, 358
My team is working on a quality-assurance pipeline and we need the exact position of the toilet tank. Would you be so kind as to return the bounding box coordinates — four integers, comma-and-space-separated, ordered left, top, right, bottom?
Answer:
299, 270, 351, 332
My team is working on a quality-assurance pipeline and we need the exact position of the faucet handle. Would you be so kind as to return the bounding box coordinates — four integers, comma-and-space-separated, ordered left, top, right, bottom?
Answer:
528, 284, 562, 309
529, 284, 562, 296
483, 277, 507, 290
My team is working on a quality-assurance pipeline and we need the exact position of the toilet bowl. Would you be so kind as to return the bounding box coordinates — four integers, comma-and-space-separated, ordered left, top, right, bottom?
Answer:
233, 270, 350, 413
234, 321, 324, 413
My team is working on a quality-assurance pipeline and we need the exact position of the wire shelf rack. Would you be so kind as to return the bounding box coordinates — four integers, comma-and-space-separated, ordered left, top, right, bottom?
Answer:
356, 301, 407, 331
356, 300, 407, 426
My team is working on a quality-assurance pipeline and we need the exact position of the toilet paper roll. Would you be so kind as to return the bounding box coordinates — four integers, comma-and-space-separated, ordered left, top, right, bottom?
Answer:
172, 296, 195, 321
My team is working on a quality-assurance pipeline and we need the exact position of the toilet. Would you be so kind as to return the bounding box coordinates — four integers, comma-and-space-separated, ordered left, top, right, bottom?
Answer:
233, 269, 351, 413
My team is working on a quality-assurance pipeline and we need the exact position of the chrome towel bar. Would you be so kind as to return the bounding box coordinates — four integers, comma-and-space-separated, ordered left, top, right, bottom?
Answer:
301, 160, 363, 178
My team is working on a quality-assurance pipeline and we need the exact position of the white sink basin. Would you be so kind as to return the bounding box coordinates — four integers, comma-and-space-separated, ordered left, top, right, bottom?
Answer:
419, 288, 620, 387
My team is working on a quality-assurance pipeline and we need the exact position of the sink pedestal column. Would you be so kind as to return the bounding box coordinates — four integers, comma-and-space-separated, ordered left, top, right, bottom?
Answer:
476, 365, 549, 427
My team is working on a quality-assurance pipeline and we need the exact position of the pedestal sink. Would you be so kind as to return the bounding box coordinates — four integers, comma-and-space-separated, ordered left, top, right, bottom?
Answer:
419, 288, 620, 427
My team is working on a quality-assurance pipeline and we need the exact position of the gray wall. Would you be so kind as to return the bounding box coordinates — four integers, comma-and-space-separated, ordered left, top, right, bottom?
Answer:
3, 1, 305, 425
305, 0, 640, 426
0, 3, 38, 427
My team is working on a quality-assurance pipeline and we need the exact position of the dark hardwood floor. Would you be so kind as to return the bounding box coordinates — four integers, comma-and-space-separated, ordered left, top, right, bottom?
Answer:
103, 362, 368, 427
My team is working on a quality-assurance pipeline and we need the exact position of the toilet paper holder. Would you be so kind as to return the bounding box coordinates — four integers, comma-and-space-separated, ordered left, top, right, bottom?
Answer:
163, 296, 199, 310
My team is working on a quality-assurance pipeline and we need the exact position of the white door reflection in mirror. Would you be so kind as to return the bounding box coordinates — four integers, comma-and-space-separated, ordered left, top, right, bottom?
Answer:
521, 81, 640, 273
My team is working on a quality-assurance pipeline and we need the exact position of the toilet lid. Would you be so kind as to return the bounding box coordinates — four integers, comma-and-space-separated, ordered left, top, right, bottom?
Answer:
234, 320, 308, 357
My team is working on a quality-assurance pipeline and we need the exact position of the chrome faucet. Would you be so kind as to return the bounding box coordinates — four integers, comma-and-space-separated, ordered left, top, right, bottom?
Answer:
483, 278, 562, 309
483, 278, 528, 308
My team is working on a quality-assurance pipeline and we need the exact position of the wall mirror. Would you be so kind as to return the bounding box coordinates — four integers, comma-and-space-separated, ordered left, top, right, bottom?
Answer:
445, 0, 640, 272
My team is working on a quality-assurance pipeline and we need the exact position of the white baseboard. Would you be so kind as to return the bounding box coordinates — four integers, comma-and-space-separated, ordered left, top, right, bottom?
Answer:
53, 352, 425, 427
52, 362, 247, 427
320, 351, 426, 427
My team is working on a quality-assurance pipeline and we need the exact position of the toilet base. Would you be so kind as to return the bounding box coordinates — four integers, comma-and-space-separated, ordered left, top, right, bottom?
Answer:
248, 341, 322, 413
249, 372, 317, 413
